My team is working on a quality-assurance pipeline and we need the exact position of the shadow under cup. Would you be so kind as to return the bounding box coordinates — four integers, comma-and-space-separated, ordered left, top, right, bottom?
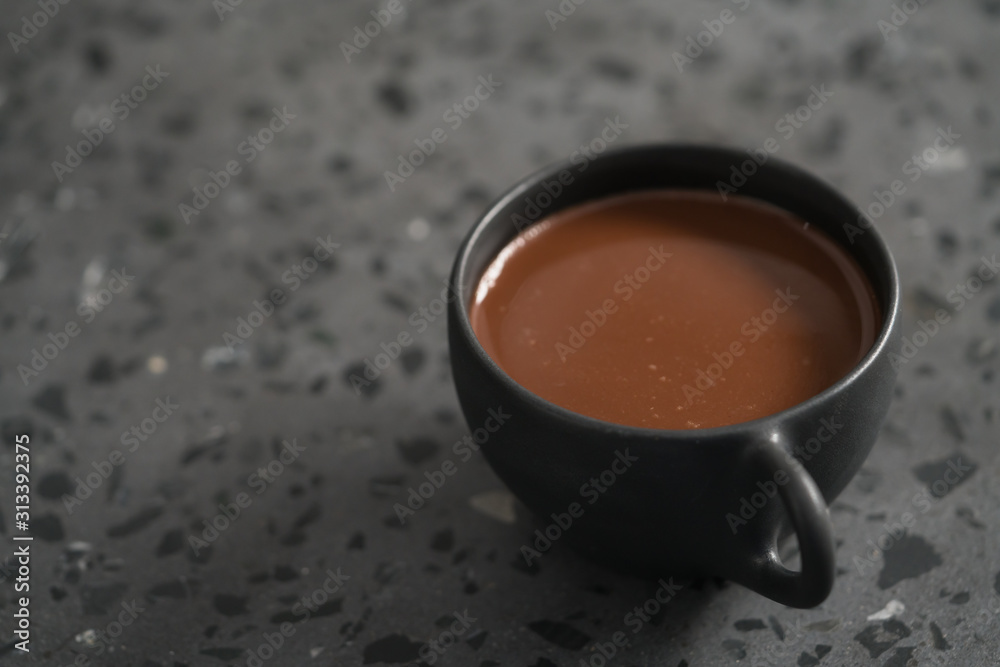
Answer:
447, 144, 900, 608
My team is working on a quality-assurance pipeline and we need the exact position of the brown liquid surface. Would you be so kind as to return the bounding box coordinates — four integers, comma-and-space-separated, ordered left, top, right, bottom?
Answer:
470, 190, 880, 430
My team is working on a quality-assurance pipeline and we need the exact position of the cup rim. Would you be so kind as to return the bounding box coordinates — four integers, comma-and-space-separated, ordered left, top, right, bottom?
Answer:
450, 142, 901, 440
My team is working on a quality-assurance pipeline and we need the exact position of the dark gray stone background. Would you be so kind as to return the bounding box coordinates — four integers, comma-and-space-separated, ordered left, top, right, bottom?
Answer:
0, 0, 997, 665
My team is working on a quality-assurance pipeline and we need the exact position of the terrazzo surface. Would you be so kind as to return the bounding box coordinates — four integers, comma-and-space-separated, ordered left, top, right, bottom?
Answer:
0, 0, 999, 665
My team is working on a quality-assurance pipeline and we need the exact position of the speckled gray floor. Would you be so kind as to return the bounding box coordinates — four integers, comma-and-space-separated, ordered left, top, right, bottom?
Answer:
0, 0, 998, 665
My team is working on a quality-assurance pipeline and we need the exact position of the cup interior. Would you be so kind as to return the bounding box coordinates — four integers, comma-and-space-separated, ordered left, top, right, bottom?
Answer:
451, 143, 899, 435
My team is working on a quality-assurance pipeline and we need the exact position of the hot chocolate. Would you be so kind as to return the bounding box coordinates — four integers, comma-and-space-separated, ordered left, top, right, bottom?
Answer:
469, 190, 880, 429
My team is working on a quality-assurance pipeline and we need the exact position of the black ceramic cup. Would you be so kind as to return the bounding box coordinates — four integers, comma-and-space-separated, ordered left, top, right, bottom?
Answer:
447, 144, 900, 608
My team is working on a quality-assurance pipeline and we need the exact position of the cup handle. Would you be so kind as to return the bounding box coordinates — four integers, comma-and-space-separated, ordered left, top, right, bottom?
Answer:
737, 433, 835, 608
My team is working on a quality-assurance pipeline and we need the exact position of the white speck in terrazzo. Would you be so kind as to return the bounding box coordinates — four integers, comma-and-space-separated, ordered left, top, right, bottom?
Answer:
407, 217, 431, 241
75, 629, 99, 647
79, 257, 108, 307
147, 354, 168, 374
967, 337, 997, 363
469, 490, 518, 524
67, 541, 93, 553
867, 599, 905, 621
200, 344, 248, 371
926, 146, 968, 173
70, 104, 108, 131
